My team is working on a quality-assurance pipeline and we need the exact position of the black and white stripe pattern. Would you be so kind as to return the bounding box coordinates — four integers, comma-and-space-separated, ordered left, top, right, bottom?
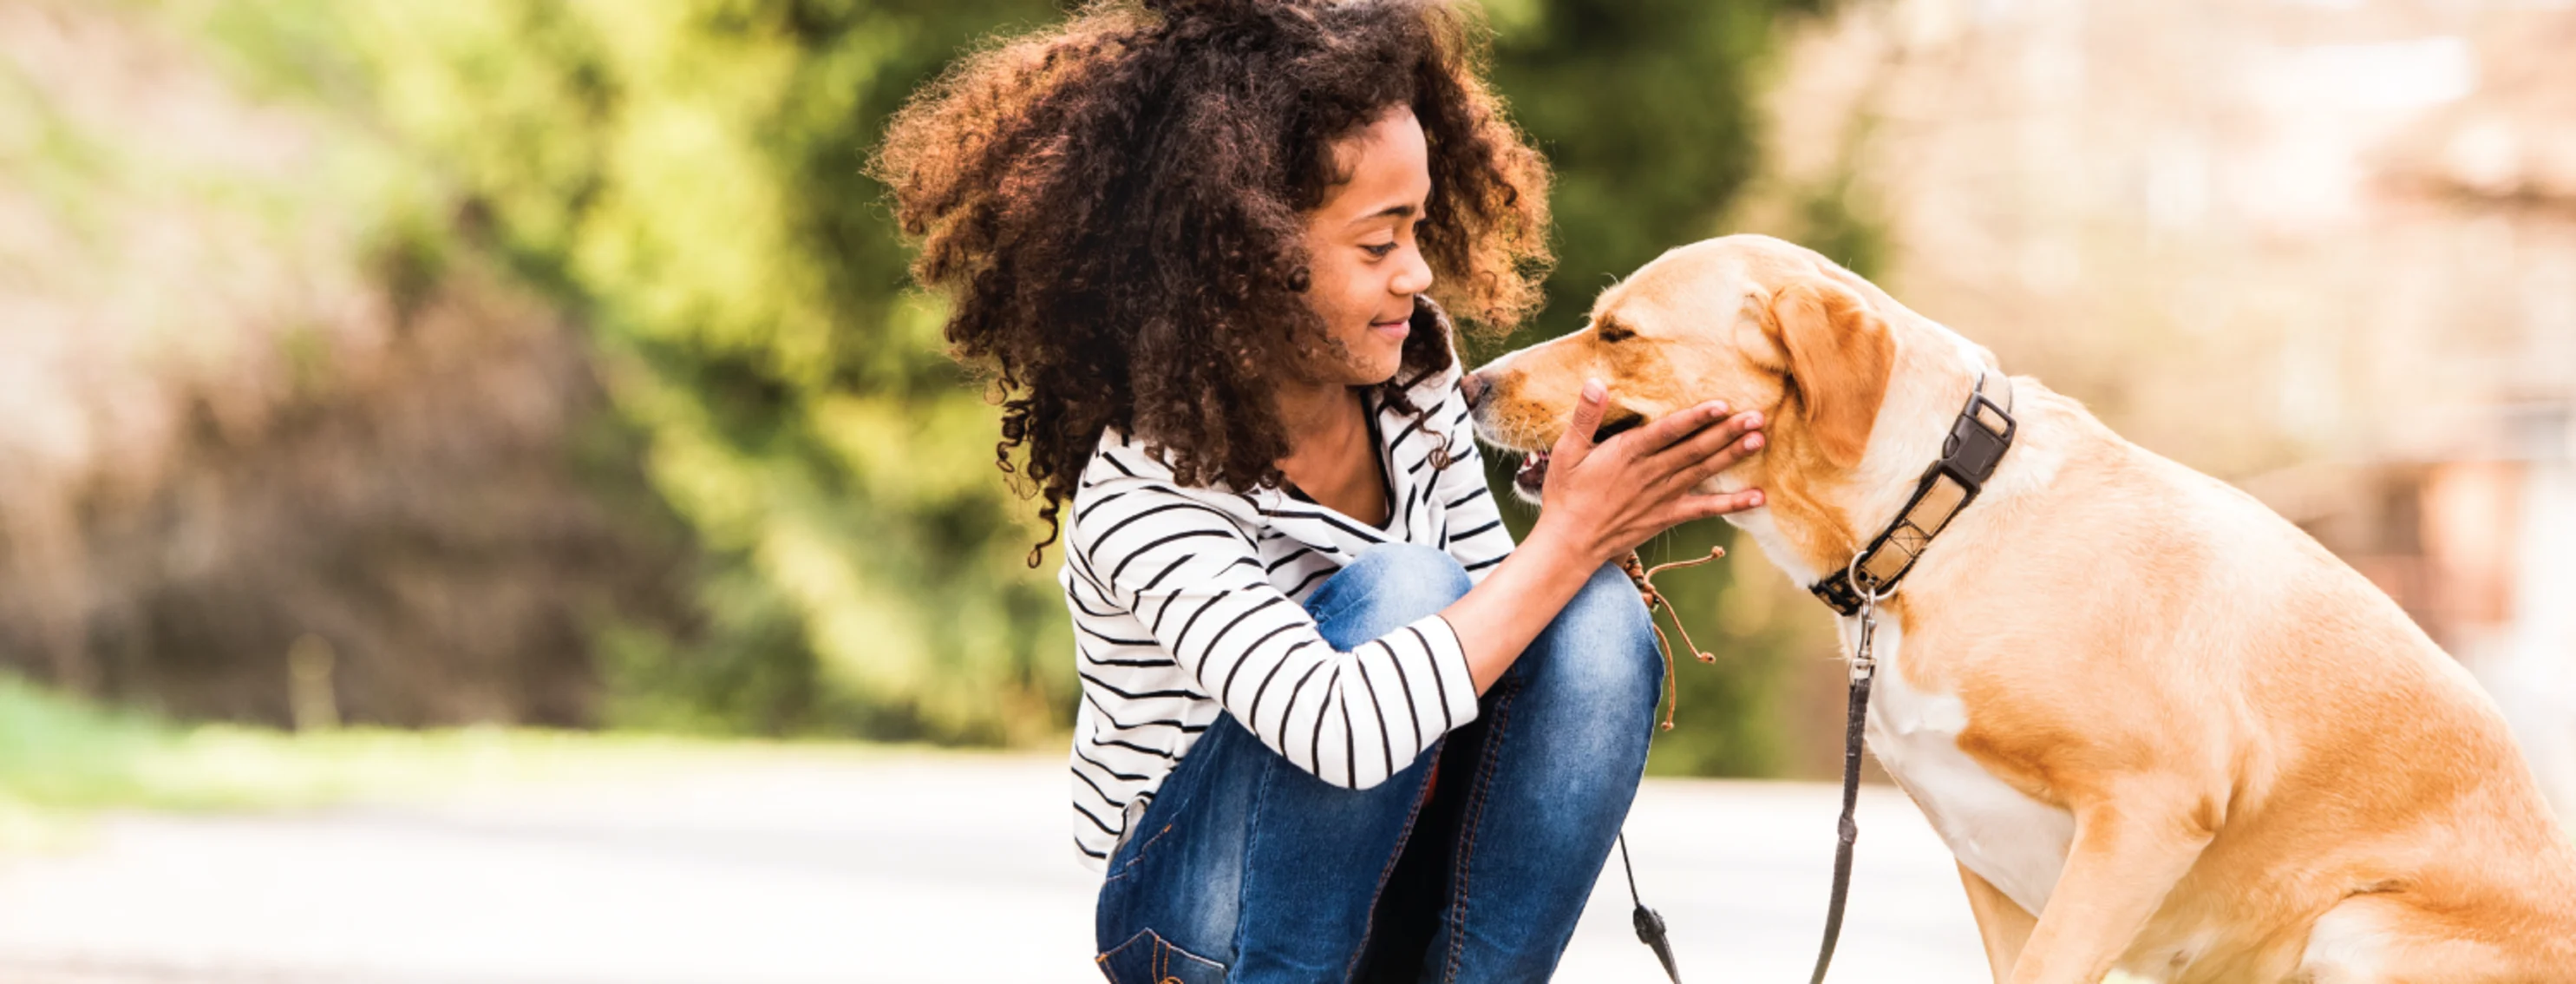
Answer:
1061, 364, 1514, 868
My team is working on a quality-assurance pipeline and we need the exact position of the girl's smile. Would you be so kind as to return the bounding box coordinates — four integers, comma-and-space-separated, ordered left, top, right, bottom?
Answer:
1369, 312, 1410, 343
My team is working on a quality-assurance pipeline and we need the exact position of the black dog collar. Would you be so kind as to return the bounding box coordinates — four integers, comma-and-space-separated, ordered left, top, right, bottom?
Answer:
1808, 374, 2017, 617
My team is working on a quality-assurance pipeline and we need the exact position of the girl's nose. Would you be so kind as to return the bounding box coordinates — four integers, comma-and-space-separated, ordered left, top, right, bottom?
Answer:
1391, 248, 1434, 297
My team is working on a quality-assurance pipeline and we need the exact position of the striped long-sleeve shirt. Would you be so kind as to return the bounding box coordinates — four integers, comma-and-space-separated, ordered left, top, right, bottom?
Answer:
1059, 361, 1515, 869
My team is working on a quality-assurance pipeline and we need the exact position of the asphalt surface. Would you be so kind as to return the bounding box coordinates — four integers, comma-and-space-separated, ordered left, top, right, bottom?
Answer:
0, 751, 1991, 983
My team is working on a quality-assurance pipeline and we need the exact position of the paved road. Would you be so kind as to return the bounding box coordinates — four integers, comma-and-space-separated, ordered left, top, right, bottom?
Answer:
0, 751, 1991, 983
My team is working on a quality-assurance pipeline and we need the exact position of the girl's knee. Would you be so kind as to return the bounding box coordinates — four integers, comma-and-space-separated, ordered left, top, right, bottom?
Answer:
1338, 544, 1470, 611
1509, 565, 1663, 762
1348, 543, 1471, 589
1307, 545, 1472, 642
1570, 563, 1659, 646
1550, 564, 1665, 705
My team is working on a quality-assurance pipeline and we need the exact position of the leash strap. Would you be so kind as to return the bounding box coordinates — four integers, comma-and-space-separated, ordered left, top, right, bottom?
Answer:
1618, 833, 1683, 982
1807, 581, 1883, 984
1807, 372, 2009, 979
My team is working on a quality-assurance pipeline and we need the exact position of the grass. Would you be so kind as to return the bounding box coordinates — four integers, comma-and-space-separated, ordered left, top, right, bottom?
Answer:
0, 674, 879, 850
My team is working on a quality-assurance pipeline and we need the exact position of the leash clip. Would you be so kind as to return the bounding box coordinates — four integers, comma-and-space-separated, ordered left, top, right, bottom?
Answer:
1808, 554, 1892, 984
1842, 554, 1892, 683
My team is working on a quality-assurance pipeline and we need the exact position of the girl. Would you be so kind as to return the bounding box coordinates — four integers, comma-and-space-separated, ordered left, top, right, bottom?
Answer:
875, 1, 1765, 979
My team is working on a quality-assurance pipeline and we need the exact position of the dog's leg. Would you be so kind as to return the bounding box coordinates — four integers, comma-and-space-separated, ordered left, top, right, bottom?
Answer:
2007, 790, 2213, 984
2300, 891, 2576, 983
1958, 863, 2035, 983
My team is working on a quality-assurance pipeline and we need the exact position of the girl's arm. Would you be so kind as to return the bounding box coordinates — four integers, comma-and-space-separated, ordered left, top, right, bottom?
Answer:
1071, 492, 1480, 791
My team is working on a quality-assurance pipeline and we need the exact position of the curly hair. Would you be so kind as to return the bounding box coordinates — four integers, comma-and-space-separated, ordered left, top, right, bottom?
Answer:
873, 0, 1553, 564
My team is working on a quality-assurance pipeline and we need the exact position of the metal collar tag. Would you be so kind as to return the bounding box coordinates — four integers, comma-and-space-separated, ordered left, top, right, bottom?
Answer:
1808, 375, 2016, 617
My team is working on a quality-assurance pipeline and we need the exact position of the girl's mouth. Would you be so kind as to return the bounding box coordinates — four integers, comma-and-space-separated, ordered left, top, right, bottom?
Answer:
1514, 450, 1550, 495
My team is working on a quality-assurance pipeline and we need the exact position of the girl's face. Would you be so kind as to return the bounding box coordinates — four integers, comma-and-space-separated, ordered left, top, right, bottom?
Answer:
1299, 107, 1435, 388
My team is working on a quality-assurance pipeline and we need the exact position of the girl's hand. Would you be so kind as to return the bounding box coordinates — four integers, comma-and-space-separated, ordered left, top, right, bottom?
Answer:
1536, 379, 1766, 565
1442, 379, 1764, 692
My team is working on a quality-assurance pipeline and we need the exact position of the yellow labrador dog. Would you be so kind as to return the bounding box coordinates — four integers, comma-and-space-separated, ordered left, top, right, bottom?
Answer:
1466, 234, 2576, 983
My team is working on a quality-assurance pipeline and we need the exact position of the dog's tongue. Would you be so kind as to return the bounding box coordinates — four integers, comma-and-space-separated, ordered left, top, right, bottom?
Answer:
1515, 450, 1551, 490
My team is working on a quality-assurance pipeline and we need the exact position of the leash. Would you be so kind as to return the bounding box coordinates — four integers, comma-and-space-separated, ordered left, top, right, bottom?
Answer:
1613, 538, 1882, 984
1610, 372, 2016, 984
1807, 563, 1887, 984
1617, 833, 1681, 981
1803, 373, 2016, 983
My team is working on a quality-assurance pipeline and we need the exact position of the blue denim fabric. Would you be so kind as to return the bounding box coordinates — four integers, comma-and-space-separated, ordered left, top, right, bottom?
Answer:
1094, 544, 1661, 984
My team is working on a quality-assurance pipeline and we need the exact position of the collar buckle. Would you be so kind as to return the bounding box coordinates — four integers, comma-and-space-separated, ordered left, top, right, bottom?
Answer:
1942, 388, 2015, 481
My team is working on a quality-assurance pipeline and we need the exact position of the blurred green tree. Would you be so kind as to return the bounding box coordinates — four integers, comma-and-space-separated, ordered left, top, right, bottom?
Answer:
205, 0, 1849, 767
1483, 0, 1830, 341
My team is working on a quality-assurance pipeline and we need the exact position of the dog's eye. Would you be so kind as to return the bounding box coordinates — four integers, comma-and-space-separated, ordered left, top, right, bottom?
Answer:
1595, 319, 1635, 343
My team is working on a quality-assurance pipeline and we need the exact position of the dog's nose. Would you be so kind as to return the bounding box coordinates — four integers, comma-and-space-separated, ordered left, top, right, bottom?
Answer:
1460, 371, 1489, 410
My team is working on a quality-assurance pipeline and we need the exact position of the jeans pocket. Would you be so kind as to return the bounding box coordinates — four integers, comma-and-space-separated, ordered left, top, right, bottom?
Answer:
1096, 928, 1226, 984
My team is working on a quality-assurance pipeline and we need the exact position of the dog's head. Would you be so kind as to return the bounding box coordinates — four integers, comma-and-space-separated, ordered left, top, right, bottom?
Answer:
1470, 234, 1984, 575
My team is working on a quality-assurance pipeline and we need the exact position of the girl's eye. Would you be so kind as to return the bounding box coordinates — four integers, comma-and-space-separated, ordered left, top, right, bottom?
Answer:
1363, 242, 1399, 259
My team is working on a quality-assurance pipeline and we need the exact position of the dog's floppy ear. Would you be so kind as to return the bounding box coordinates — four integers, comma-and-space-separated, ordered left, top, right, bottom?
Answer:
1765, 279, 1893, 468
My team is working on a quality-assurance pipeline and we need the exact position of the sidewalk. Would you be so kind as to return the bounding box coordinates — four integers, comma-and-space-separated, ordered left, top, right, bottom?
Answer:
0, 751, 1989, 983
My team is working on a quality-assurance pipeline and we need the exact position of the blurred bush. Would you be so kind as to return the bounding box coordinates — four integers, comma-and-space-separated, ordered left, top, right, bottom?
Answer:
0, 0, 691, 729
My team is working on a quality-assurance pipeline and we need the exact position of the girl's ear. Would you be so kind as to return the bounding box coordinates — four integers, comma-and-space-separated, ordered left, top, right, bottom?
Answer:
1764, 279, 1893, 468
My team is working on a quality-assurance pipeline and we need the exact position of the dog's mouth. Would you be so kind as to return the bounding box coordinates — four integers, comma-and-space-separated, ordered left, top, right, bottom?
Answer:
1504, 411, 1644, 500
1513, 450, 1550, 497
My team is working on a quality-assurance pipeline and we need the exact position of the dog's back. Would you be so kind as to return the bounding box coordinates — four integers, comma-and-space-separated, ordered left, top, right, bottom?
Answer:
1919, 383, 2576, 981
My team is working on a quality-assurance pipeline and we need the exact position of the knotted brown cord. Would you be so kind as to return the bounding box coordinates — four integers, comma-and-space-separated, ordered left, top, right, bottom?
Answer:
1618, 545, 1727, 731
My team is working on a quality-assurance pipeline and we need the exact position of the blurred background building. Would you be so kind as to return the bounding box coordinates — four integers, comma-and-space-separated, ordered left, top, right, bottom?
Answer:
1732, 0, 2576, 810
